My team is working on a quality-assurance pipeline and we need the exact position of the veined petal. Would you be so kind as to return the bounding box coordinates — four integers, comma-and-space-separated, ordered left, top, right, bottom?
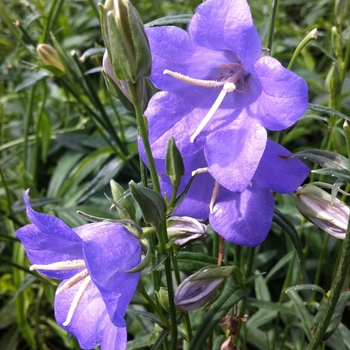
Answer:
205, 115, 267, 192
253, 140, 310, 193
55, 280, 113, 349
209, 184, 274, 246
82, 223, 141, 327
189, 0, 262, 63
252, 56, 308, 130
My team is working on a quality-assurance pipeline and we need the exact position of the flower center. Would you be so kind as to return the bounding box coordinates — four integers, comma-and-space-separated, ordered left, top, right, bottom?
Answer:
164, 63, 247, 142
30, 259, 91, 326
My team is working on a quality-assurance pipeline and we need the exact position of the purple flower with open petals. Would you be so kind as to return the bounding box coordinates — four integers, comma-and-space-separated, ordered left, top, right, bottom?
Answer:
16, 190, 141, 350
151, 140, 309, 246
145, 0, 308, 192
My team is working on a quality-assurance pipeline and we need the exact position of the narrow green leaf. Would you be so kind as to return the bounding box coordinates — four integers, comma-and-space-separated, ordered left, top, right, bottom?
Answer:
273, 209, 304, 268
285, 284, 326, 295
145, 14, 193, 27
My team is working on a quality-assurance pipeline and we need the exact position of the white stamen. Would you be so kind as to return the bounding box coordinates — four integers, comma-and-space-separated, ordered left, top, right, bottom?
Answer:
30, 259, 86, 271
192, 167, 208, 176
163, 69, 224, 88
210, 181, 221, 214
63, 275, 91, 326
56, 269, 89, 295
190, 82, 236, 143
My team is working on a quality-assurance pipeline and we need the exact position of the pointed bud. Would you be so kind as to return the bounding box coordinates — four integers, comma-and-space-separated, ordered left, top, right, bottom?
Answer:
166, 137, 185, 193
101, 0, 151, 83
331, 27, 343, 63
294, 185, 350, 239
155, 287, 170, 312
36, 44, 66, 73
174, 266, 232, 311
167, 216, 207, 246
325, 62, 341, 100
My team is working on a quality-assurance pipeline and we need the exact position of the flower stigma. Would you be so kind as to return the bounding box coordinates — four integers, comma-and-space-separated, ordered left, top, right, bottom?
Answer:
163, 63, 248, 143
30, 259, 91, 326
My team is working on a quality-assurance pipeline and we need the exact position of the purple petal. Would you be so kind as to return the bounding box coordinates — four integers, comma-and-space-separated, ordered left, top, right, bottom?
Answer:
55, 280, 116, 349
101, 323, 127, 350
209, 184, 274, 246
82, 223, 141, 327
254, 140, 310, 193
15, 190, 83, 279
189, 0, 262, 63
205, 115, 267, 192
146, 26, 239, 91
252, 56, 308, 130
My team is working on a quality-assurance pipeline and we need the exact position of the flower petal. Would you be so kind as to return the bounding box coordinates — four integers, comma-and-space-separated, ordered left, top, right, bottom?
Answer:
101, 323, 127, 350
254, 140, 310, 193
209, 184, 274, 246
252, 56, 308, 130
82, 223, 141, 327
205, 115, 267, 192
15, 190, 83, 279
146, 26, 239, 91
189, 0, 262, 63
55, 280, 114, 349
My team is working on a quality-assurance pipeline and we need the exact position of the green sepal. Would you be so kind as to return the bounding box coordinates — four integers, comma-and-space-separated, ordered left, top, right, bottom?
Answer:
129, 181, 167, 232
110, 180, 136, 220
165, 137, 184, 194
127, 239, 151, 273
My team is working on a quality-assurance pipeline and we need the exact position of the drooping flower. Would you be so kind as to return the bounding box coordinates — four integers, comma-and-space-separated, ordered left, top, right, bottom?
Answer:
144, 0, 308, 192
16, 190, 141, 350
149, 140, 309, 246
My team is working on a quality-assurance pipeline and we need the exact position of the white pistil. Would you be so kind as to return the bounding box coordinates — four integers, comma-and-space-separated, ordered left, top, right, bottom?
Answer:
192, 167, 208, 176
163, 69, 224, 88
30, 259, 86, 271
190, 82, 236, 143
210, 181, 221, 214
56, 268, 89, 295
63, 275, 92, 326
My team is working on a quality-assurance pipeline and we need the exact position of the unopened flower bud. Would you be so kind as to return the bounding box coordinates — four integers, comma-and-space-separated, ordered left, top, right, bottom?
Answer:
293, 185, 350, 239
325, 62, 341, 100
101, 0, 151, 83
174, 266, 232, 311
155, 287, 170, 312
331, 26, 343, 62
36, 44, 66, 73
167, 216, 207, 246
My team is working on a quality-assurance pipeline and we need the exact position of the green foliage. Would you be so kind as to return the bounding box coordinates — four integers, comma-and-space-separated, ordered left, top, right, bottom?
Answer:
1, 0, 350, 349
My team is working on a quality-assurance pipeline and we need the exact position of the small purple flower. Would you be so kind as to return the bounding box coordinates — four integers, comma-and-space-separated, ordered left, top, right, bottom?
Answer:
150, 140, 309, 246
16, 190, 141, 350
144, 0, 308, 192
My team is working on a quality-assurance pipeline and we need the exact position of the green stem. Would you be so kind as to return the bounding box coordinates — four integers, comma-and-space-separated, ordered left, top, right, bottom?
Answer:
339, 25, 350, 85
23, 87, 36, 173
137, 281, 169, 327
128, 81, 160, 193
288, 29, 318, 70
307, 222, 350, 349
266, 0, 278, 51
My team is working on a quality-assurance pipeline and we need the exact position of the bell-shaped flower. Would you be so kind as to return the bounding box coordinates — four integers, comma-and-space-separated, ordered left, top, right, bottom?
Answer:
147, 140, 309, 246
16, 190, 141, 350
144, 0, 308, 192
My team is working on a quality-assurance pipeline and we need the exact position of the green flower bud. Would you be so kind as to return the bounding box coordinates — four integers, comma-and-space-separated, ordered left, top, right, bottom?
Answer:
331, 26, 343, 62
101, 0, 151, 83
325, 62, 341, 100
36, 44, 66, 73
155, 287, 170, 312
294, 185, 350, 239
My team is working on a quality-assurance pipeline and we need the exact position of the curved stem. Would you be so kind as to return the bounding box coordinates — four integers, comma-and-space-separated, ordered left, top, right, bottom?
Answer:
266, 0, 278, 51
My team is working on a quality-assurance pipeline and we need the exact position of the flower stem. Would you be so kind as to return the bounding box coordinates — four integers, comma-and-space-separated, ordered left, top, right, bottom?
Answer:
266, 0, 278, 51
127, 81, 161, 193
288, 29, 318, 70
307, 218, 350, 349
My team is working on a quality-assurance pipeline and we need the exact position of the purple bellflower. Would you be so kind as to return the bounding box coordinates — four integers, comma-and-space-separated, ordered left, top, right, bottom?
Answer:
144, 0, 308, 192
16, 190, 141, 350
148, 141, 309, 246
